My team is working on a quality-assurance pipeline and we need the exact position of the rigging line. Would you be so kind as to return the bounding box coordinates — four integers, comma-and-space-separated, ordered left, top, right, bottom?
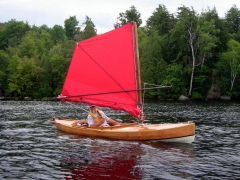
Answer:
79, 97, 138, 107
58, 86, 172, 99
144, 83, 165, 87
78, 43, 136, 102
65, 101, 89, 113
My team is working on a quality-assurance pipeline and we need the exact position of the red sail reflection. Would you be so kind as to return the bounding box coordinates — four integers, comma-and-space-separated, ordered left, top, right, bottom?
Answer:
64, 140, 144, 180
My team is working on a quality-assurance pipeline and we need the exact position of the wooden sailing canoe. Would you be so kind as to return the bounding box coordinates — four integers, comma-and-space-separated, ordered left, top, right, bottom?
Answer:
54, 22, 196, 144
54, 119, 195, 143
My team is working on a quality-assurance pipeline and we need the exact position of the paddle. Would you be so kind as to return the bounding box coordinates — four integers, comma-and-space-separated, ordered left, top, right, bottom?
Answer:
47, 117, 76, 122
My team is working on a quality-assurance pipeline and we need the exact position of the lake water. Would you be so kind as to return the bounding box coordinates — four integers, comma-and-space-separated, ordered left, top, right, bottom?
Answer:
0, 100, 239, 180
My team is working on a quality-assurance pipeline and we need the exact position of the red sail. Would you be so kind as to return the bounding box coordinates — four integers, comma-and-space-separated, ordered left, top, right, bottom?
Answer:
59, 23, 141, 117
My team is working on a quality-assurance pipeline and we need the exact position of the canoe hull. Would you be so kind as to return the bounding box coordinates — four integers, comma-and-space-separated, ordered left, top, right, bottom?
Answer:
53, 119, 195, 143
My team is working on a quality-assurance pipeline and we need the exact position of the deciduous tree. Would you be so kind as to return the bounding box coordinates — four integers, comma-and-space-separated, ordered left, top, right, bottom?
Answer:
220, 39, 240, 92
0, 19, 30, 50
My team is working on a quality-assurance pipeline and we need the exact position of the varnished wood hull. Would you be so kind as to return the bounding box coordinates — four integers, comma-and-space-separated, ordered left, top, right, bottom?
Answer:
53, 119, 195, 143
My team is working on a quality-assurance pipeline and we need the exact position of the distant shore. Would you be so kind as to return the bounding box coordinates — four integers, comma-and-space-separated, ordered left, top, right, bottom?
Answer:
0, 97, 58, 101
0, 95, 237, 101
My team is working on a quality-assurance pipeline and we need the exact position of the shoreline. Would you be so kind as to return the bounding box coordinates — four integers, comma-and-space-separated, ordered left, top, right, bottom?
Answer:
0, 96, 238, 102
0, 97, 58, 101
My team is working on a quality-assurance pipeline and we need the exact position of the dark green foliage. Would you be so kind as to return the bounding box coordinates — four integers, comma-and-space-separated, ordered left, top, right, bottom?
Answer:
81, 16, 97, 40
0, 19, 30, 50
114, 6, 142, 28
0, 50, 10, 94
162, 63, 188, 98
225, 5, 240, 34
216, 58, 231, 95
7, 56, 44, 98
64, 16, 80, 40
50, 25, 67, 44
146, 4, 174, 36
219, 39, 240, 93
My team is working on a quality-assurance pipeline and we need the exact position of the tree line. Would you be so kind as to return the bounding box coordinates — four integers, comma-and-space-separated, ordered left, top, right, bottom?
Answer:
0, 4, 240, 100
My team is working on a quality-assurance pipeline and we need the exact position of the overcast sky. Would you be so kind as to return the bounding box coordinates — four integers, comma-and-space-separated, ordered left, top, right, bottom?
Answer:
0, 0, 239, 33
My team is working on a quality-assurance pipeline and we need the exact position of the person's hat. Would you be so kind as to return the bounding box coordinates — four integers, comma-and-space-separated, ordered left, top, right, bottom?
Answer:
89, 104, 96, 108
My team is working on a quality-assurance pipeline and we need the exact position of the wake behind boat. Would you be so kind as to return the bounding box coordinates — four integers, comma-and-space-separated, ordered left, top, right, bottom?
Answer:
54, 22, 195, 144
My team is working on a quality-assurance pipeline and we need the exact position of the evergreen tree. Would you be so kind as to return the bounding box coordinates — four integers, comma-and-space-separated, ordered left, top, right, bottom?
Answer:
225, 5, 240, 34
114, 6, 142, 28
64, 16, 80, 40
81, 16, 97, 40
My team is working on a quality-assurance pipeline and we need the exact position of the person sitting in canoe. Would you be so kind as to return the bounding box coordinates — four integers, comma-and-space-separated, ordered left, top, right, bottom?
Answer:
87, 105, 120, 127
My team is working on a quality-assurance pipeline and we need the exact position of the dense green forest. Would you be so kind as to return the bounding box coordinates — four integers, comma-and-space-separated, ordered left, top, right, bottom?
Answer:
0, 4, 240, 100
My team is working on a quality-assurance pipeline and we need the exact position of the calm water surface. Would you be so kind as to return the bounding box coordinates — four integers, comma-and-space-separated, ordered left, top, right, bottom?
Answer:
0, 100, 239, 180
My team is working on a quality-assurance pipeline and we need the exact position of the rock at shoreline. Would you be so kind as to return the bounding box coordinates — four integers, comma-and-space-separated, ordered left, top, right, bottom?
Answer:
41, 97, 58, 101
24, 97, 32, 101
207, 77, 221, 100
178, 95, 189, 101
220, 95, 231, 100
0, 97, 18, 100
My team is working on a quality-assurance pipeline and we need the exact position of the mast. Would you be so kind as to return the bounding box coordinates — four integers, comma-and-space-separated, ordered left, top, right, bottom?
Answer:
133, 22, 142, 110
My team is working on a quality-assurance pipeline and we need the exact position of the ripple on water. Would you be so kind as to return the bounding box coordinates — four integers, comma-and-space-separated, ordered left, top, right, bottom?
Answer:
0, 100, 240, 179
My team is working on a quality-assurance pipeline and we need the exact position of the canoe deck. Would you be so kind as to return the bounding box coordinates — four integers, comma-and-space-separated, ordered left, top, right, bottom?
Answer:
53, 119, 195, 143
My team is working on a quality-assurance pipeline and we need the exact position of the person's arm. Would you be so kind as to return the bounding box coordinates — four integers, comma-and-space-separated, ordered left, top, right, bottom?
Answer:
99, 110, 120, 126
108, 118, 120, 126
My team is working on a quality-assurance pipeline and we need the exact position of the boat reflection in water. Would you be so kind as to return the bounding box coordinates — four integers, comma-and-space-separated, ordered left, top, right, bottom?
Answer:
57, 132, 195, 179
